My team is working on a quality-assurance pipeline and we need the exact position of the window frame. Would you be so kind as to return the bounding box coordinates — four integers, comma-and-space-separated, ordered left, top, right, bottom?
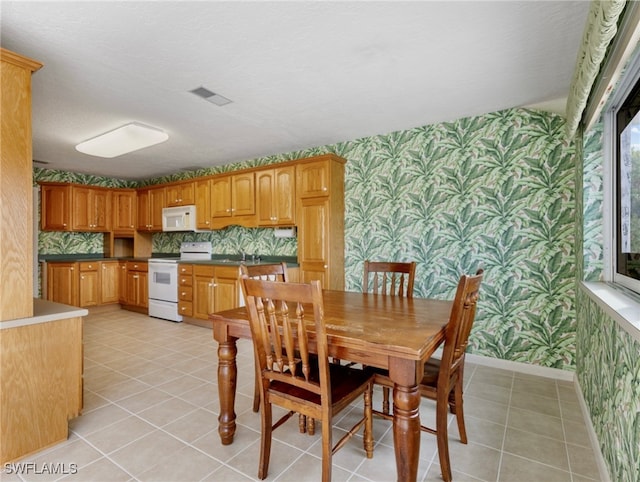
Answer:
605, 46, 640, 295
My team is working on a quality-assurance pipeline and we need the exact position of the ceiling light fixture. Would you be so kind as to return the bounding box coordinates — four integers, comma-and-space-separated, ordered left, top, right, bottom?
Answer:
75, 122, 169, 158
189, 86, 233, 106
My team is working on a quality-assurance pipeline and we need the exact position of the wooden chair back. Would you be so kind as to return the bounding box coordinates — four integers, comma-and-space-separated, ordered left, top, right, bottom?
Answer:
241, 277, 329, 402
439, 269, 484, 385
239, 263, 297, 415
240, 262, 289, 282
363, 260, 416, 297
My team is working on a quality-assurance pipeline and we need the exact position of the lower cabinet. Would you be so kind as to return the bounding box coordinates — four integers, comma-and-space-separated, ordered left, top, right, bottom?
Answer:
78, 262, 99, 307
46, 262, 78, 306
100, 260, 120, 304
123, 261, 148, 311
182, 264, 240, 321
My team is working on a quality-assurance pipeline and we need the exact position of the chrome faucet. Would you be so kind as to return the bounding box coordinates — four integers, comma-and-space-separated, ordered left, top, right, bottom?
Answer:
239, 250, 246, 262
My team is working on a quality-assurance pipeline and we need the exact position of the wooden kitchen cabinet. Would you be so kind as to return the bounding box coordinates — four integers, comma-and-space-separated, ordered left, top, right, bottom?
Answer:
46, 262, 78, 306
78, 262, 99, 307
99, 260, 120, 304
195, 178, 212, 229
191, 264, 240, 321
118, 261, 128, 303
112, 189, 137, 234
257, 165, 295, 226
137, 186, 165, 231
72, 186, 111, 232
178, 263, 193, 317
124, 261, 148, 310
40, 183, 72, 231
211, 172, 256, 228
166, 181, 195, 207
296, 155, 345, 290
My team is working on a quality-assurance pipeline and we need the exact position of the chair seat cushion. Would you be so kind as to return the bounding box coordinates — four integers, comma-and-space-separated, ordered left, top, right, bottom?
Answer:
269, 364, 373, 406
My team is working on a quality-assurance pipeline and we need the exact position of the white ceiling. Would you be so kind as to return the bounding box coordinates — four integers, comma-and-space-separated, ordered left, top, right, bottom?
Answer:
1, 1, 590, 181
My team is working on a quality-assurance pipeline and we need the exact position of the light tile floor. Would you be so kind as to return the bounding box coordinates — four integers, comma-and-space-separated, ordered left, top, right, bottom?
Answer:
2, 308, 603, 482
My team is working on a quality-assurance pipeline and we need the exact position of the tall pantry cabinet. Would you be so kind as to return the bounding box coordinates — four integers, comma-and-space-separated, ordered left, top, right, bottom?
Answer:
296, 154, 345, 291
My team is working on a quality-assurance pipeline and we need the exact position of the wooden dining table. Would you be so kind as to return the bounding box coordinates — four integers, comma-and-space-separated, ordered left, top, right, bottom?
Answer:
210, 289, 452, 482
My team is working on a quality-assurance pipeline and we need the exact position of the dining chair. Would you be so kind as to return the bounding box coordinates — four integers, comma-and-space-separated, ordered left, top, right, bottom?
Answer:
240, 276, 375, 482
363, 260, 416, 298
364, 260, 417, 413
372, 269, 484, 482
239, 263, 289, 414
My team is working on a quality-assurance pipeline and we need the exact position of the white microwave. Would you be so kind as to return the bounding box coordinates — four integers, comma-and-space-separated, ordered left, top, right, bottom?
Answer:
162, 205, 197, 232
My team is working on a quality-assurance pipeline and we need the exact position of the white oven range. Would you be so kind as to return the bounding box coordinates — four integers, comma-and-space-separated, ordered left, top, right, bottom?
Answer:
148, 241, 212, 322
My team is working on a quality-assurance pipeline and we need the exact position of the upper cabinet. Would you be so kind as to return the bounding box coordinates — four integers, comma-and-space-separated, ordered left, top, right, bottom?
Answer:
211, 172, 256, 228
137, 185, 165, 232
257, 165, 295, 226
72, 185, 111, 231
40, 183, 111, 232
166, 181, 195, 207
195, 178, 212, 230
112, 189, 137, 234
41, 183, 72, 231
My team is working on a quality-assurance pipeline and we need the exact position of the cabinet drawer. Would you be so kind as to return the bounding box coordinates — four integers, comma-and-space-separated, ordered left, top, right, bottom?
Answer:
178, 286, 193, 301
178, 264, 193, 276
79, 261, 99, 271
179, 274, 193, 286
194, 265, 215, 277
126, 261, 148, 272
178, 301, 193, 317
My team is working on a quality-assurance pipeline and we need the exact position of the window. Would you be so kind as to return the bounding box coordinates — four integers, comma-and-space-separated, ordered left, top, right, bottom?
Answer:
609, 50, 640, 294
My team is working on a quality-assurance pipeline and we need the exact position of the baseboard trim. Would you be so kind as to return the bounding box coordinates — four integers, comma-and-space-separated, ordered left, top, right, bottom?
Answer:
573, 378, 611, 482
463, 352, 575, 381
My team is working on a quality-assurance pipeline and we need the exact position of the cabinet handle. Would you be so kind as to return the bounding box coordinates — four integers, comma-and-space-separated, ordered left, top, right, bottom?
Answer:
70, 267, 74, 271
133, 275, 139, 279
225, 208, 231, 213
205, 221, 210, 225
63, 223, 67, 227
181, 279, 186, 283
181, 307, 186, 311
182, 292, 186, 296
81, 275, 84, 279
324, 265, 328, 269
322, 187, 328, 191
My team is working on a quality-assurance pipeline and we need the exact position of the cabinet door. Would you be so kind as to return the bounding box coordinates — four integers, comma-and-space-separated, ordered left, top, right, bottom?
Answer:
211, 175, 232, 218
125, 271, 140, 306
297, 160, 330, 198
232, 172, 255, 216
100, 261, 120, 304
167, 182, 195, 207
149, 187, 166, 231
214, 272, 239, 312
118, 262, 128, 303
79, 270, 99, 307
274, 166, 295, 225
194, 274, 215, 320
137, 272, 148, 308
71, 186, 92, 231
112, 190, 136, 233
40, 184, 71, 231
297, 197, 330, 288
46, 263, 78, 306
257, 170, 275, 225
195, 179, 211, 229
93, 189, 111, 231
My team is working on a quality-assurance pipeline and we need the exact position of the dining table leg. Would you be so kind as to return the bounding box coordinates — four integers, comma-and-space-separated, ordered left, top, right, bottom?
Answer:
389, 357, 422, 482
214, 332, 238, 445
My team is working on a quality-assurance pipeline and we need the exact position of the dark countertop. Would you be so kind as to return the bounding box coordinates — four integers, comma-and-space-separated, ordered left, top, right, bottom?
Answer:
39, 254, 299, 267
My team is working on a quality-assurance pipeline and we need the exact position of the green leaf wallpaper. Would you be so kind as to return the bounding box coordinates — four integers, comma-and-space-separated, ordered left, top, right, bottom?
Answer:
575, 119, 640, 482
37, 107, 577, 371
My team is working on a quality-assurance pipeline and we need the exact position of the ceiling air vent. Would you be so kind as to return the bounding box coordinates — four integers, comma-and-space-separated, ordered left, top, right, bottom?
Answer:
189, 86, 232, 106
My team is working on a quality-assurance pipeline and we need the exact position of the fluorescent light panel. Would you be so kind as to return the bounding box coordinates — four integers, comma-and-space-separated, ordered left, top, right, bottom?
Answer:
75, 122, 168, 158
